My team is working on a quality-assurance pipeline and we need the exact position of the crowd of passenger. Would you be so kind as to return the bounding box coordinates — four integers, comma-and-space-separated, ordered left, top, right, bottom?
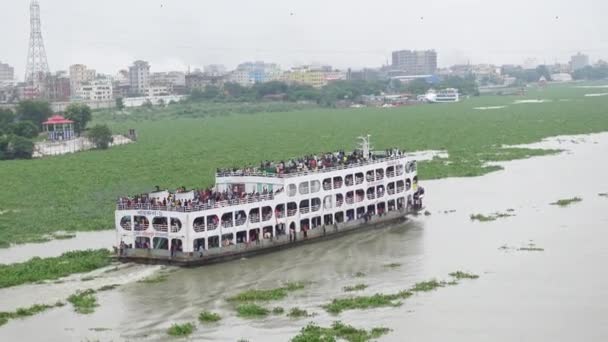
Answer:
117, 186, 284, 211
216, 148, 405, 177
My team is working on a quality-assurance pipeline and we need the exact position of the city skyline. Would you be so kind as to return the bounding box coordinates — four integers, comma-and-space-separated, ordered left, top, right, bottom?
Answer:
1, 0, 607, 79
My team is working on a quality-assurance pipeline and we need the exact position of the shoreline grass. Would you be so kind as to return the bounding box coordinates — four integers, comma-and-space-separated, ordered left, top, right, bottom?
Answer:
550, 197, 582, 207
449, 271, 480, 280
0, 249, 111, 289
0, 301, 65, 327
291, 321, 391, 342
167, 322, 195, 337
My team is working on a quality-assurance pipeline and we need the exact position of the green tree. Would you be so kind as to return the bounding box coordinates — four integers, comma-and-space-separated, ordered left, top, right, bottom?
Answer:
64, 103, 92, 134
0, 108, 16, 135
9, 121, 39, 138
5, 135, 35, 159
87, 124, 113, 149
115, 97, 125, 110
406, 79, 432, 95
16, 100, 52, 129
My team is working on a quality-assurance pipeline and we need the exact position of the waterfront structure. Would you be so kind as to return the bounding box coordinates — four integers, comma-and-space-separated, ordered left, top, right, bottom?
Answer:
25, 0, 50, 89
422, 88, 460, 103
0, 61, 15, 85
69, 64, 96, 93
391, 50, 437, 75
129, 60, 151, 96
570, 52, 590, 71
42, 115, 75, 141
115, 136, 425, 265
76, 78, 113, 101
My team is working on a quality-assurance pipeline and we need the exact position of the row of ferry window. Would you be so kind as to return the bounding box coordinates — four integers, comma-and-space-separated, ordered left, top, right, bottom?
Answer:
119, 178, 416, 233
132, 198, 409, 252
287, 163, 416, 196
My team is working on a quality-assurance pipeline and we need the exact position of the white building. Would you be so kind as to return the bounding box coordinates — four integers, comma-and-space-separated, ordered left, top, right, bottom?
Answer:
76, 79, 113, 101
146, 85, 172, 97
129, 60, 151, 96
0, 61, 15, 86
570, 52, 590, 71
69, 64, 96, 93
228, 61, 282, 86
551, 73, 573, 82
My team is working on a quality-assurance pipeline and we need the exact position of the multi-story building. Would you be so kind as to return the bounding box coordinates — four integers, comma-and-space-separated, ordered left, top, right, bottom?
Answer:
69, 64, 96, 94
128, 60, 151, 96
228, 62, 282, 86
0, 61, 15, 86
185, 71, 226, 92
204, 65, 228, 77
282, 65, 344, 88
347, 68, 382, 82
76, 78, 113, 101
570, 52, 590, 71
391, 50, 437, 75
145, 85, 172, 97
43, 71, 71, 101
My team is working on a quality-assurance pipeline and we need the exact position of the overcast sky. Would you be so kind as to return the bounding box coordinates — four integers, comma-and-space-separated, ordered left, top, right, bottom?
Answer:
1, 0, 607, 79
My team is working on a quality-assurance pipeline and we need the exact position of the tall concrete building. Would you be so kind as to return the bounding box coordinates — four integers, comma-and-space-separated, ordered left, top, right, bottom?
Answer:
570, 52, 590, 71
391, 50, 437, 75
129, 60, 150, 96
69, 64, 96, 93
0, 61, 15, 85
43, 71, 71, 101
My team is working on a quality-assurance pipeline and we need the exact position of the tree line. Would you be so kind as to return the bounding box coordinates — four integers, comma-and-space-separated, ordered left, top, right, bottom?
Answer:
1, 101, 112, 160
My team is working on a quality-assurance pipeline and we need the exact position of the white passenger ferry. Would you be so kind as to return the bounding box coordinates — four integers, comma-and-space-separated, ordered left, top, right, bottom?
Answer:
115, 136, 425, 265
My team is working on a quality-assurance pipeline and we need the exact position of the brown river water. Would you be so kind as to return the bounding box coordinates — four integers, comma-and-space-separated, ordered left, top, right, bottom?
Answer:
1, 133, 607, 341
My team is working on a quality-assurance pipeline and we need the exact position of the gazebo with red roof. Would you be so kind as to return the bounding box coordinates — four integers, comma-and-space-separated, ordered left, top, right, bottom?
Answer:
42, 115, 75, 141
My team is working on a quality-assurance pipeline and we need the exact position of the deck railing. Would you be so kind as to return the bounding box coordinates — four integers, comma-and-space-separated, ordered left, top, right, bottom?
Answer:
117, 193, 275, 213
287, 209, 298, 217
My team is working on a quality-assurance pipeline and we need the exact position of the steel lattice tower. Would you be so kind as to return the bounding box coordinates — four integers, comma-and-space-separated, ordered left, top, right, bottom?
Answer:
25, 0, 50, 87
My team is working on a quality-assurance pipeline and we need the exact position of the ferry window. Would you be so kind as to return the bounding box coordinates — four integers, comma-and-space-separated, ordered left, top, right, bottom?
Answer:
274, 205, 285, 218
120, 216, 132, 231
356, 207, 365, 219
236, 231, 247, 243
355, 173, 364, 185
377, 202, 386, 215
288, 184, 297, 197
300, 199, 310, 214
388, 200, 396, 212
221, 213, 234, 228
376, 169, 384, 180
249, 208, 260, 223
287, 202, 298, 217
153, 237, 168, 250
397, 198, 405, 210
170, 238, 183, 252
413, 176, 419, 186
134, 216, 149, 231
208, 236, 220, 249
262, 206, 272, 221
311, 198, 321, 212
276, 223, 286, 236
323, 178, 332, 190
376, 185, 385, 198
333, 176, 343, 189
263, 226, 273, 239
366, 170, 374, 182
311, 216, 322, 229
387, 182, 396, 194
335, 211, 344, 223
193, 238, 205, 251
367, 187, 375, 200
386, 166, 395, 178
396, 164, 404, 176
249, 228, 260, 242
207, 215, 219, 230
406, 161, 417, 173
406, 178, 412, 191
355, 189, 365, 202
323, 214, 333, 225
193, 217, 205, 232
153, 217, 168, 232
299, 181, 310, 195
346, 191, 354, 204
335, 194, 344, 207
235, 210, 247, 226
135, 237, 150, 248
310, 180, 321, 193
170, 218, 182, 233
346, 209, 355, 221
397, 180, 405, 193
323, 195, 333, 209
345, 174, 354, 186
222, 234, 234, 246
367, 204, 376, 215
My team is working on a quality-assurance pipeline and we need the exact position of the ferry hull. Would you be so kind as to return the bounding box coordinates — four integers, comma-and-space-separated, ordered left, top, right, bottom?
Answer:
115, 209, 418, 267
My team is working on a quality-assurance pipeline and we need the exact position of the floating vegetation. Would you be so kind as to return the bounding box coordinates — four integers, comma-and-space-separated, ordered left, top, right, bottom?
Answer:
383, 263, 402, 268
137, 274, 169, 284
599, 193, 608, 197
0, 301, 65, 327
443, 209, 457, 214
449, 271, 480, 280
81, 276, 96, 282
324, 272, 480, 314
236, 303, 270, 318
506, 208, 516, 212
470, 212, 514, 222
89, 327, 111, 332
198, 311, 221, 323
67, 289, 98, 314
518, 247, 545, 252
550, 197, 582, 207
287, 307, 312, 318
0, 249, 112, 289
227, 282, 306, 302
97, 284, 120, 292
167, 322, 195, 337
291, 321, 391, 342
343, 284, 368, 292
271, 307, 285, 315
52, 233, 76, 240
424, 210, 432, 216
354, 272, 366, 278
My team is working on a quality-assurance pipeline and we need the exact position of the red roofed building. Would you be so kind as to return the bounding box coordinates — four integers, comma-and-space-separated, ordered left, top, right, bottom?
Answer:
42, 115, 75, 141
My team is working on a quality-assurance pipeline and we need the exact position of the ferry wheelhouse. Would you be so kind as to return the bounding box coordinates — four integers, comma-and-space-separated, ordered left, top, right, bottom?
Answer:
115, 136, 425, 265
